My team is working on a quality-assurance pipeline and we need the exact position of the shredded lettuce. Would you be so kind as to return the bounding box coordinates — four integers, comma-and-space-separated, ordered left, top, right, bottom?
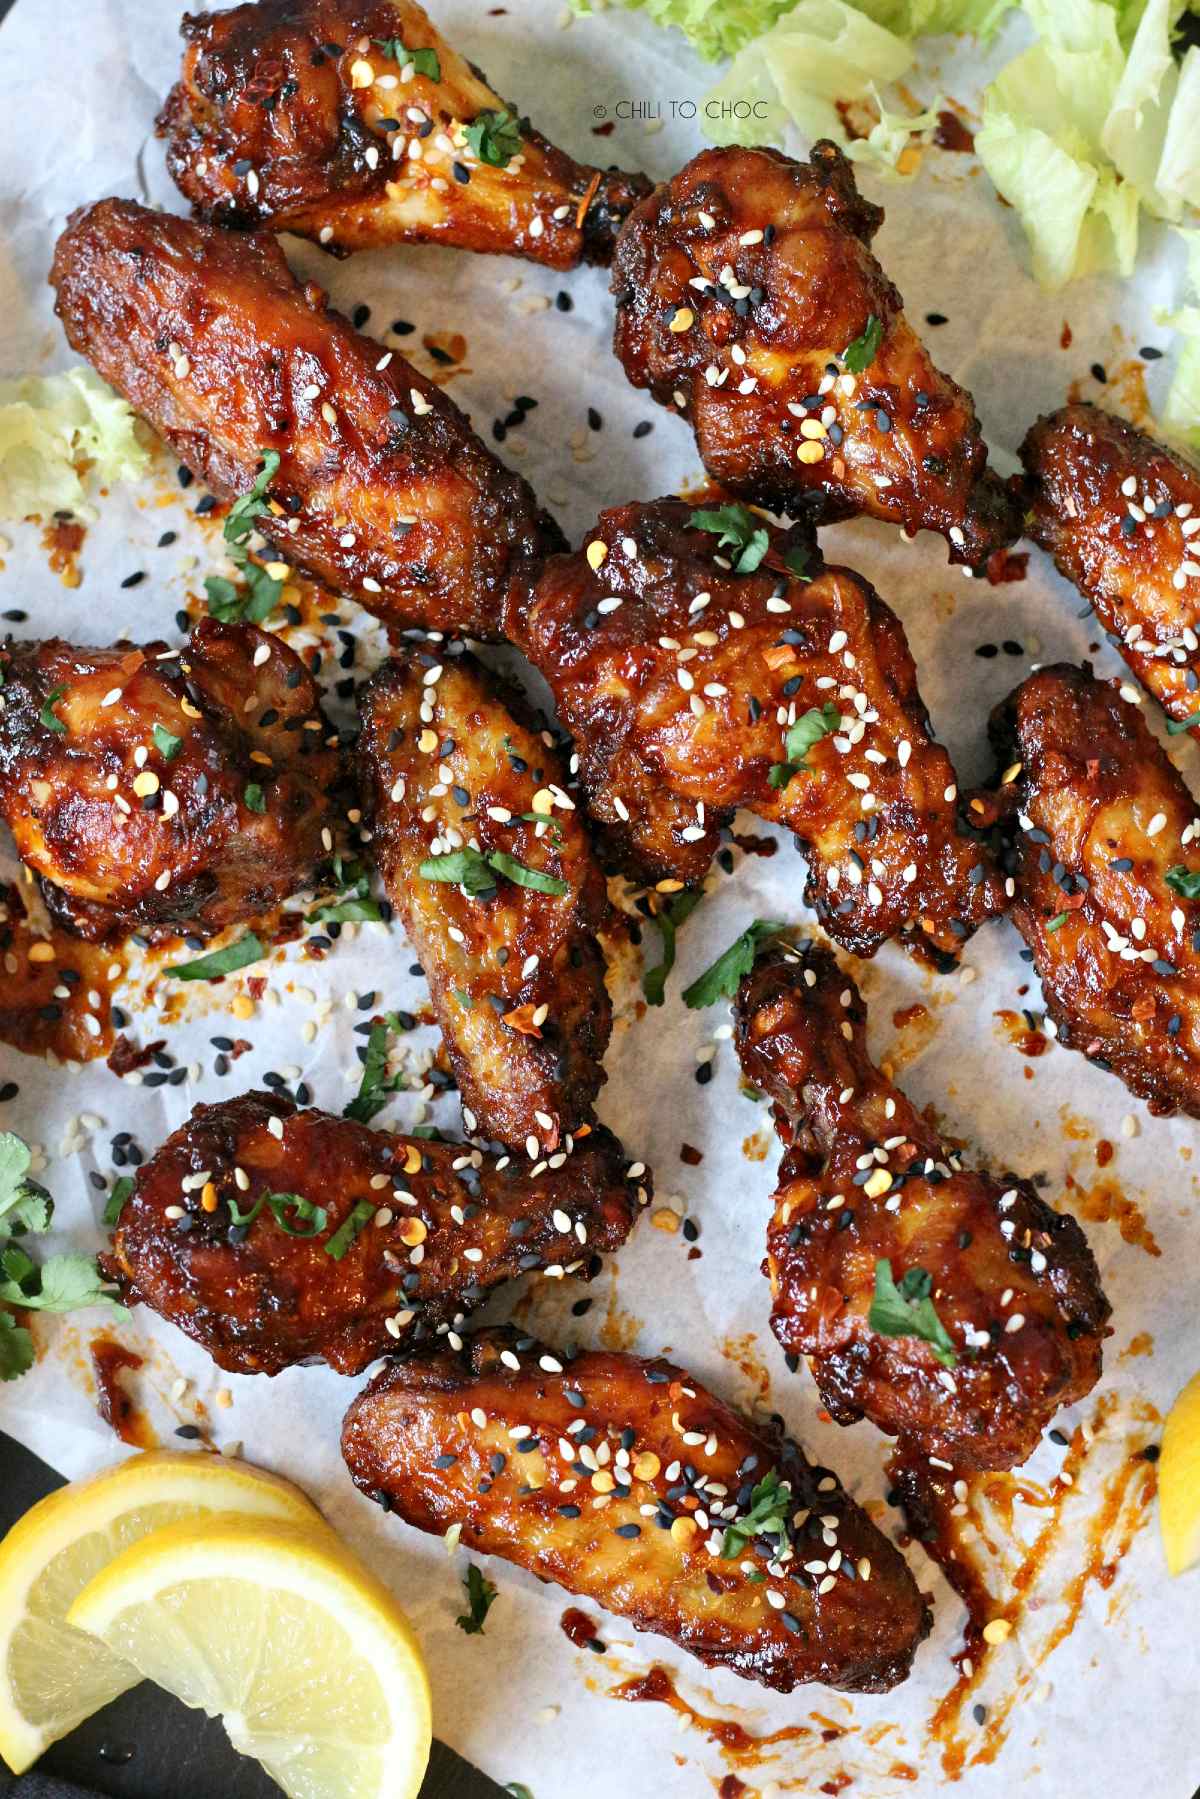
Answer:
976, 0, 1200, 288
703, 0, 934, 170
0, 366, 149, 522
567, 0, 797, 59
1156, 228, 1200, 449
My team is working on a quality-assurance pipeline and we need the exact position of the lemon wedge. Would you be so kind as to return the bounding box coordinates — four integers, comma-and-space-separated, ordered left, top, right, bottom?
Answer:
1160, 1370, 1200, 1576
0, 1449, 318, 1774
68, 1513, 431, 1799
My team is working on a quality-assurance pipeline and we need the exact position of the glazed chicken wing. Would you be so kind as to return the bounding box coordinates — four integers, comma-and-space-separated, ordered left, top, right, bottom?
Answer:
358, 651, 611, 1151
515, 498, 1004, 967
975, 662, 1200, 1117
0, 620, 340, 943
612, 144, 1019, 566
50, 199, 561, 640
734, 942, 1109, 1470
1020, 405, 1200, 733
159, 0, 650, 269
108, 1091, 648, 1376
342, 1326, 930, 1693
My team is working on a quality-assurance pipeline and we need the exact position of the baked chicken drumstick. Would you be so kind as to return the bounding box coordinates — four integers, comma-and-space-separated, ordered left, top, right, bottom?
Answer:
612, 144, 1020, 566
0, 620, 341, 943
51, 199, 561, 640
358, 651, 611, 1152
734, 941, 1110, 1470
342, 1326, 931, 1693
976, 662, 1200, 1118
107, 1091, 648, 1375
515, 497, 1005, 968
1020, 404, 1200, 733
159, 0, 651, 269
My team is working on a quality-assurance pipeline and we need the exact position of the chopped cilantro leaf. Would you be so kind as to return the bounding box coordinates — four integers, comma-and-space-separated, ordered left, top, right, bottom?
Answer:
867, 1259, 957, 1368
39, 685, 68, 734
642, 888, 704, 1007
843, 313, 883, 374
324, 1199, 375, 1261
682, 919, 786, 1009
689, 502, 769, 573
456, 1562, 498, 1634
720, 1469, 791, 1559
103, 1176, 134, 1229
1166, 865, 1200, 899
152, 723, 183, 760
167, 932, 265, 982
373, 35, 440, 79
463, 108, 522, 167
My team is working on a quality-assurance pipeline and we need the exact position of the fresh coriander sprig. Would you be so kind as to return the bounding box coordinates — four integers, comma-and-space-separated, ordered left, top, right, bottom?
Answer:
843, 313, 883, 374
463, 109, 522, 167
689, 502, 769, 574
642, 888, 704, 1007
418, 846, 568, 898
1166, 865, 1200, 899
768, 701, 840, 790
0, 1133, 127, 1382
682, 918, 786, 1010
167, 932, 265, 983
867, 1259, 957, 1368
204, 450, 284, 625
455, 1563, 498, 1634
343, 1014, 410, 1125
372, 35, 440, 80
720, 1469, 792, 1560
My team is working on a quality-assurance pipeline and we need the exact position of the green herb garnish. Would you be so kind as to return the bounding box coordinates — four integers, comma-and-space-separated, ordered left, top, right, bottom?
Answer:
324, 1199, 375, 1261
204, 450, 284, 625
0, 1133, 52, 1235
226, 1189, 327, 1237
1166, 865, 1200, 899
843, 313, 883, 374
681, 918, 786, 1009
642, 888, 704, 1007
689, 502, 769, 574
102, 1176, 134, 1229
373, 35, 440, 79
39, 685, 68, 734
768, 701, 840, 790
1045, 911, 1069, 932
463, 108, 522, 167
504, 1787, 534, 1799
456, 1563, 498, 1634
419, 846, 567, 898
343, 1017, 406, 1125
152, 723, 183, 760
783, 545, 812, 581
166, 932, 265, 982
720, 1469, 792, 1559
867, 1259, 957, 1368
243, 783, 267, 814
1166, 711, 1200, 735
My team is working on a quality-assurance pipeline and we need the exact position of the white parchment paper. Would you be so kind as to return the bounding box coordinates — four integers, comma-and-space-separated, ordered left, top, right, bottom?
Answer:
0, 1, 1196, 1792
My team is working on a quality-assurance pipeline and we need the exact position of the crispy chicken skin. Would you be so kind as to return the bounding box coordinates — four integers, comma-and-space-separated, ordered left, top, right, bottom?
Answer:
50, 199, 561, 640
358, 652, 611, 1151
734, 942, 1109, 1470
107, 1091, 648, 1376
342, 1326, 930, 1693
515, 498, 1005, 967
1020, 405, 1200, 733
158, 0, 650, 268
611, 144, 1019, 566
976, 662, 1200, 1117
0, 620, 340, 944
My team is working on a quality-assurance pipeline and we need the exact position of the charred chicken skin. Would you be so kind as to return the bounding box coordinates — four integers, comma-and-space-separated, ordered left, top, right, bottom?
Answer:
342, 1326, 930, 1693
515, 498, 1004, 967
734, 942, 1110, 1470
107, 1091, 648, 1376
975, 662, 1200, 1118
1020, 405, 1200, 734
50, 199, 561, 640
0, 620, 340, 944
358, 652, 611, 1152
611, 143, 1019, 566
158, 0, 650, 269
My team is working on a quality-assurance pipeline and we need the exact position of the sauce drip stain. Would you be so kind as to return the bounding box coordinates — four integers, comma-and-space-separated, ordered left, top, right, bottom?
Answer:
90, 1335, 155, 1448
613, 1665, 813, 1762
0, 881, 123, 1063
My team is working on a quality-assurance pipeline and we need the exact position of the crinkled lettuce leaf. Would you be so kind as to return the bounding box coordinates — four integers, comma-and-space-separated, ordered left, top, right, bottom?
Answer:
0, 366, 149, 522
567, 0, 796, 59
1156, 229, 1200, 449
703, 0, 926, 168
